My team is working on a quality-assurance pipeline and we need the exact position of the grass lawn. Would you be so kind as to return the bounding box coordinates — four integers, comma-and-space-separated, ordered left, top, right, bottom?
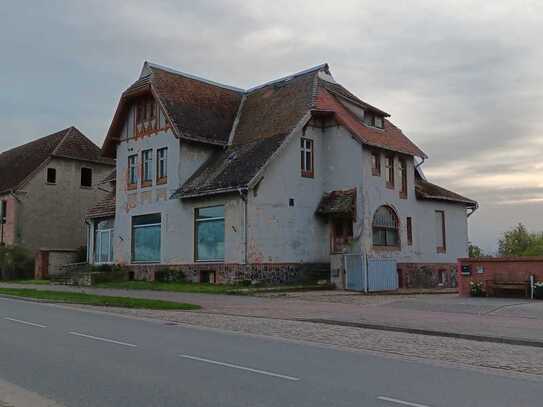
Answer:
95, 280, 239, 294
0, 287, 200, 310
94, 280, 330, 295
8, 279, 50, 285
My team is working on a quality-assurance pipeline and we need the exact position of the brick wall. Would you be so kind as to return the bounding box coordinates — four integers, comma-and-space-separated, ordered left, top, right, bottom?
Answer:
125, 262, 330, 285
457, 257, 543, 296
397, 263, 457, 289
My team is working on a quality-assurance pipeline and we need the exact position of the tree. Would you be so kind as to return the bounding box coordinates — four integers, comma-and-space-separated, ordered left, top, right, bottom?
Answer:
468, 244, 483, 258
498, 223, 543, 257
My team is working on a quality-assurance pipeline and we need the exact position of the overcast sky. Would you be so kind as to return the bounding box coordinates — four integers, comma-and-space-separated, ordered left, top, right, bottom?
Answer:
1, 1, 542, 252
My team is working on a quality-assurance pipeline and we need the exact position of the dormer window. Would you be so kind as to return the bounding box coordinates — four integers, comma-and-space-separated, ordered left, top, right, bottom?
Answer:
364, 111, 384, 129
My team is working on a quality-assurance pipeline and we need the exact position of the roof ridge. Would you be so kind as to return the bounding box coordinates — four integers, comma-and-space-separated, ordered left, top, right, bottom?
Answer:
51, 126, 74, 156
245, 63, 329, 94
144, 61, 245, 93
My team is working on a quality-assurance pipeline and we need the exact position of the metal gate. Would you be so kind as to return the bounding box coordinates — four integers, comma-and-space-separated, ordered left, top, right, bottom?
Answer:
344, 254, 398, 292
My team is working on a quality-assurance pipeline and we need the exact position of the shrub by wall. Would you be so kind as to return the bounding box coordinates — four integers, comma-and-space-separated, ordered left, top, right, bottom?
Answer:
0, 245, 35, 280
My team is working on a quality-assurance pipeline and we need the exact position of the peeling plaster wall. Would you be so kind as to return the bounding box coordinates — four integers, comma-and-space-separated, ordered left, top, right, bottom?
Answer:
14, 157, 112, 253
360, 146, 469, 263
114, 113, 243, 265
246, 124, 364, 263
246, 122, 468, 264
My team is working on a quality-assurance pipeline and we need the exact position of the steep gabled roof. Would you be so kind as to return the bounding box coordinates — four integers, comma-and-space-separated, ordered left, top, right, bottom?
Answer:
173, 133, 287, 198
105, 62, 429, 198
415, 177, 477, 207
102, 62, 244, 156
0, 127, 112, 195
314, 82, 427, 158
174, 65, 324, 198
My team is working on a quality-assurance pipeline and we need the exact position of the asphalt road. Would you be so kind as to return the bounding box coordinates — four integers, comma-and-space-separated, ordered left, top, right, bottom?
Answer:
0, 297, 540, 407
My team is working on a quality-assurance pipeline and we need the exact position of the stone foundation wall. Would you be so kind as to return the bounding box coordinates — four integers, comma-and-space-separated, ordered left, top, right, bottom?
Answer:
397, 263, 457, 289
125, 262, 330, 285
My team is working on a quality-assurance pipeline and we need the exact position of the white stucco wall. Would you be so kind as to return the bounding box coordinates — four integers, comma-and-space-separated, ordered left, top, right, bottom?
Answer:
245, 122, 469, 264
113, 109, 244, 265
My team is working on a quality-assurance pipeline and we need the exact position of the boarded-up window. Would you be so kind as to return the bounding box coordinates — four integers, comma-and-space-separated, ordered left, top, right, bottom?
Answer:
435, 210, 446, 253
407, 217, 413, 246
300, 138, 314, 177
81, 167, 93, 188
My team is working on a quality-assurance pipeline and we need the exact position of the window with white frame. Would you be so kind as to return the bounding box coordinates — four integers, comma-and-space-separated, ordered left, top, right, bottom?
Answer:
142, 149, 153, 185
128, 155, 137, 186
195, 206, 225, 261
132, 214, 161, 263
94, 219, 114, 264
156, 147, 168, 183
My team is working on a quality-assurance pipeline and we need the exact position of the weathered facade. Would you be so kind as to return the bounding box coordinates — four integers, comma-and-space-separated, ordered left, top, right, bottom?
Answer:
0, 127, 114, 253
87, 62, 477, 286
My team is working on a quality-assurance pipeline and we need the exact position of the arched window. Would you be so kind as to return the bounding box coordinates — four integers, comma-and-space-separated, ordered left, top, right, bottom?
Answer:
372, 206, 399, 247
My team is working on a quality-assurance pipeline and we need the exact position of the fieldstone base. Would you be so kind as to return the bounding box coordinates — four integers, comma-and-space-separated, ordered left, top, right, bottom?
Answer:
397, 263, 457, 289
125, 263, 330, 285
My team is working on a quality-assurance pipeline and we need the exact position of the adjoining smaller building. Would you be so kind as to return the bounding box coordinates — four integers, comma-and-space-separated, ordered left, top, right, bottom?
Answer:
0, 127, 114, 255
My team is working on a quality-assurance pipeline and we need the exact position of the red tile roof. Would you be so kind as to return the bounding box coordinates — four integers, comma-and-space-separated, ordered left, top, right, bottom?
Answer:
314, 86, 427, 158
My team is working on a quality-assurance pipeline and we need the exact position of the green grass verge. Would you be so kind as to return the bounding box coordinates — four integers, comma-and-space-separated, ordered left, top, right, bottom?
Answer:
95, 281, 240, 294
8, 279, 50, 285
0, 288, 200, 310
94, 280, 330, 295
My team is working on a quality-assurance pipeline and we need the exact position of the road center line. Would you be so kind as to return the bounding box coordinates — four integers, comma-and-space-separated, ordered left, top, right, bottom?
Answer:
4, 317, 47, 328
179, 354, 300, 381
68, 331, 137, 348
377, 396, 431, 407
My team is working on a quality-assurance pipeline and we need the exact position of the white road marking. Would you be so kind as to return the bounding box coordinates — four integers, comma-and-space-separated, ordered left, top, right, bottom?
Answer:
4, 317, 47, 328
68, 332, 137, 348
377, 396, 431, 407
179, 354, 300, 381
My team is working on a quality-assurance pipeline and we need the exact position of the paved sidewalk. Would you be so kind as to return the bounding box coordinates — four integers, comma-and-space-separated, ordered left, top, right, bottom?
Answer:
2, 283, 543, 345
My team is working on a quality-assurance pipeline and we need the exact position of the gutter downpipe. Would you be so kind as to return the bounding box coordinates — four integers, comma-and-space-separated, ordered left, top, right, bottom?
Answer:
238, 188, 248, 265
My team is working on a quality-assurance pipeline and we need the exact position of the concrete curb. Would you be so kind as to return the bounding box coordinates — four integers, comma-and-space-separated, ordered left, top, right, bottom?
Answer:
302, 318, 543, 349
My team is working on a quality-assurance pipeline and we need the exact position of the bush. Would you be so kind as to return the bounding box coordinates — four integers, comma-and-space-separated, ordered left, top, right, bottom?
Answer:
0, 245, 35, 280
155, 268, 186, 283
534, 282, 543, 300
469, 280, 485, 297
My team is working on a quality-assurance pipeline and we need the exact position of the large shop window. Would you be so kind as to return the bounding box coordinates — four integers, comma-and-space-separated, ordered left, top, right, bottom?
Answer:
94, 219, 114, 264
372, 206, 399, 247
195, 206, 225, 261
132, 214, 161, 263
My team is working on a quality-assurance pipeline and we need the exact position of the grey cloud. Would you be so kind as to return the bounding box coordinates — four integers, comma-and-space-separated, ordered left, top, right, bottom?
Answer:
1, 0, 542, 250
